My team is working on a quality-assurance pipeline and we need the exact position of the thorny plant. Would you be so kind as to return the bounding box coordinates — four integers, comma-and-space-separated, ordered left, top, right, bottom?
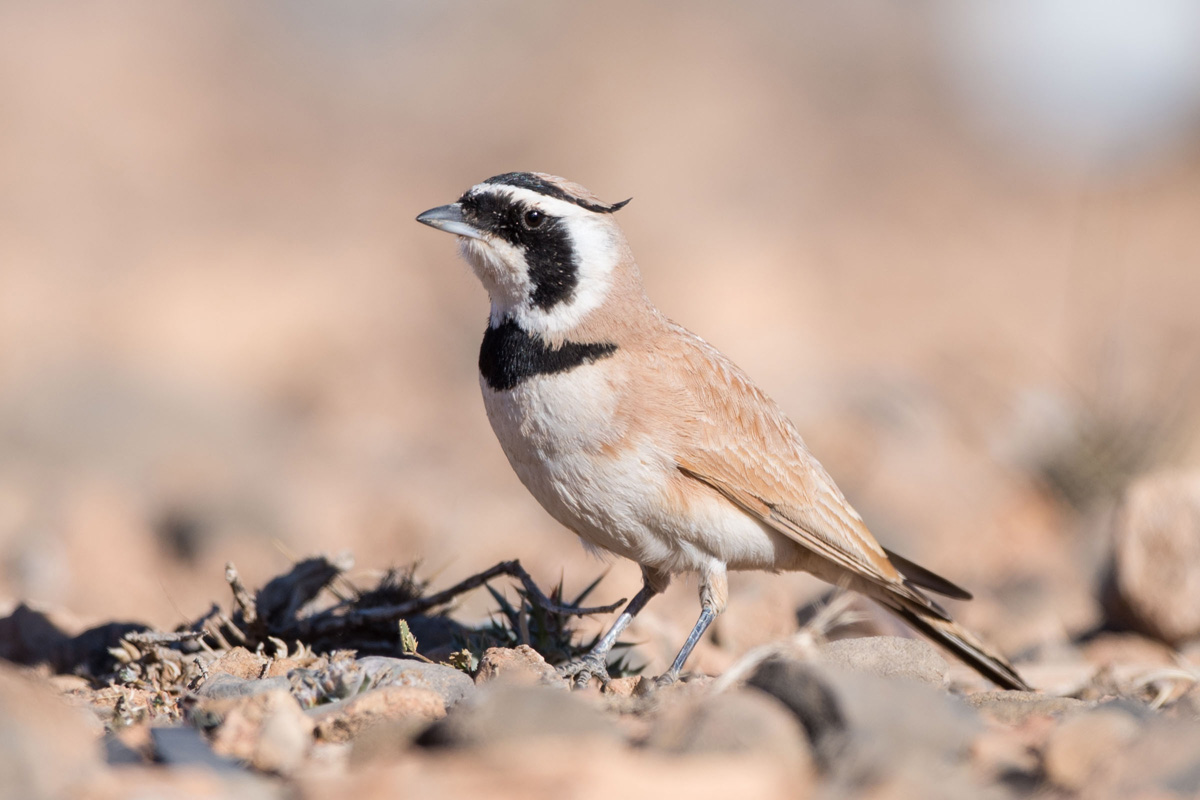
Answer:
94, 556, 630, 693
450, 573, 641, 677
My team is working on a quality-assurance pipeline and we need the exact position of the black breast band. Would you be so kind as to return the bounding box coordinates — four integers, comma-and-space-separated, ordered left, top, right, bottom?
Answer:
479, 319, 617, 391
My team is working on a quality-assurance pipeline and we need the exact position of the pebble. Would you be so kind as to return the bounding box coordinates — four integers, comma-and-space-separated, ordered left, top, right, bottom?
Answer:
963, 691, 1089, 725
203, 688, 314, 775
820, 636, 949, 686
1042, 706, 1142, 791
0, 663, 101, 799
310, 686, 445, 743
416, 684, 623, 749
1106, 470, 1200, 644
646, 688, 813, 773
475, 645, 566, 687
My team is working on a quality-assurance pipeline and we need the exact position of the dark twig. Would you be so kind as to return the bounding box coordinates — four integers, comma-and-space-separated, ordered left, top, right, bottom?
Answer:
225, 563, 257, 628
281, 560, 624, 639
122, 630, 205, 646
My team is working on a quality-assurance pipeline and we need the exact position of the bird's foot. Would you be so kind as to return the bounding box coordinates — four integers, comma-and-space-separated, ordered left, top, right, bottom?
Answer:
556, 652, 611, 689
653, 670, 679, 689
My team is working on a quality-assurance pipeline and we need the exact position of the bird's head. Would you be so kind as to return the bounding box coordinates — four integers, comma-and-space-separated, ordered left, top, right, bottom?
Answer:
417, 172, 638, 336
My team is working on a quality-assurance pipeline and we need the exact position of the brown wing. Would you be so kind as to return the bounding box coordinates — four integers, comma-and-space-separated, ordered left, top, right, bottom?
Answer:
658, 327, 951, 621
629, 322, 1029, 690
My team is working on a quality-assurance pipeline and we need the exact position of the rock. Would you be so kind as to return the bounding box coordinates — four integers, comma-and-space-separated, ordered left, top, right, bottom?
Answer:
104, 732, 145, 766
475, 645, 565, 686
150, 726, 241, 772
342, 656, 474, 709
201, 688, 314, 774
746, 655, 981, 783
415, 684, 622, 749
601, 676, 643, 698
265, 656, 311, 678
1080, 632, 1177, 670
0, 662, 101, 799
820, 636, 949, 686
1105, 471, 1200, 644
1095, 716, 1200, 799
310, 686, 445, 743
80, 766, 281, 800
746, 657, 848, 767
646, 688, 812, 772
208, 647, 271, 680
1043, 706, 1143, 791
1169, 682, 1200, 720
195, 673, 292, 701
301, 741, 805, 800
970, 714, 1057, 786
823, 668, 980, 782
964, 691, 1089, 725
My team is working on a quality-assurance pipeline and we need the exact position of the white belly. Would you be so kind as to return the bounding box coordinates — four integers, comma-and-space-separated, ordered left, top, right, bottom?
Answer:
481, 367, 807, 576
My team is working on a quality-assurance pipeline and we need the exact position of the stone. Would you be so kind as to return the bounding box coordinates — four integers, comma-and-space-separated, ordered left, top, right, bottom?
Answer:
343, 656, 474, 708
963, 691, 1089, 725
601, 676, 643, 698
746, 654, 981, 784
1105, 470, 1200, 644
1080, 632, 1177, 670
746, 657, 848, 767
1097, 716, 1200, 798
970, 714, 1057, 786
300, 742, 805, 800
265, 656, 311, 678
1043, 706, 1143, 791
823, 668, 980, 784
202, 688, 314, 774
646, 688, 812, 772
475, 645, 565, 687
1170, 682, 1200, 720
310, 686, 445, 743
195, 673, 292, 702
80, 766, 281, 800
208, 647, 271, 680
820, 636, 949, 686
150, 726, 241, 772
415, 684, 622, 749
0, 662, 101, 799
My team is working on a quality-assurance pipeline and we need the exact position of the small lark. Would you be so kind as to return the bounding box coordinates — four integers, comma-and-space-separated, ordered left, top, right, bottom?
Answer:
417, 172, 1029, 691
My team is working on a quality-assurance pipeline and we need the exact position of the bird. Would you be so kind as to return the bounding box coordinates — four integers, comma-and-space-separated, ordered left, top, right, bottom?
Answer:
416, 171, 1030, 691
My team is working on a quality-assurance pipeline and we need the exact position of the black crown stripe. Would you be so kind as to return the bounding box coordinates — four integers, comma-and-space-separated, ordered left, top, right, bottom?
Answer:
483, 173, 630, 214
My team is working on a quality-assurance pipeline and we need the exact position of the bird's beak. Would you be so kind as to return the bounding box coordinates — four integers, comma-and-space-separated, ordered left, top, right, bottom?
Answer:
415, 203, 485, 240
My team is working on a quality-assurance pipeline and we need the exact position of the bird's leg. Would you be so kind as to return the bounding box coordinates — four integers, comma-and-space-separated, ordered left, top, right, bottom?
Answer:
655, 565, 727, 686
557, 569, 665, 689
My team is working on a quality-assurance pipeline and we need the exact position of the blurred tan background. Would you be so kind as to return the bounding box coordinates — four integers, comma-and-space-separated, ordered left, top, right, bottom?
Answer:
2, 0, 1199, 675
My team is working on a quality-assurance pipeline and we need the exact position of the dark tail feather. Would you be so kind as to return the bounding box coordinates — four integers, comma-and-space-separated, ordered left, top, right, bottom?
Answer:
883, 547, 973, 600
885, 603, 1031, 691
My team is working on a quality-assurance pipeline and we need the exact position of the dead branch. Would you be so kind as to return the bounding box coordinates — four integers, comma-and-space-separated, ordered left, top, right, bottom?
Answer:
279, 560, 624, 640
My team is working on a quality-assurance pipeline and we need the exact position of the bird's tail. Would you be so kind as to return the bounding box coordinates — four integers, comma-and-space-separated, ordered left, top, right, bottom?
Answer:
881, 600, 1031, 691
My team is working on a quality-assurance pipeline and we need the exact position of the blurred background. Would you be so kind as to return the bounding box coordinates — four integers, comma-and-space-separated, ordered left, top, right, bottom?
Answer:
2, 0, 1199, 675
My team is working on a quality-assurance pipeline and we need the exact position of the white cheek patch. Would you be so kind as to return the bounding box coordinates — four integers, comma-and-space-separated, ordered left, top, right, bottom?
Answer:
459, 185, 624, 336
516, 209, 621, 336
554, 214, 620, 326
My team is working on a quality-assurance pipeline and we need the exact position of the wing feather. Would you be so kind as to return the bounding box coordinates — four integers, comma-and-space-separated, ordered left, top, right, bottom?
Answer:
637, 323, 1025, 688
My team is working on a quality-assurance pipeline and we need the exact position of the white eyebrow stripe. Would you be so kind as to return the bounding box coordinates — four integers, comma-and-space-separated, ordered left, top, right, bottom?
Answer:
473, 185, 598, 220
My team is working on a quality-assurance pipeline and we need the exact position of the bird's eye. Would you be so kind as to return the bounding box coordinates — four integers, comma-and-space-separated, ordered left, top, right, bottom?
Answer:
523, 209, 545, 228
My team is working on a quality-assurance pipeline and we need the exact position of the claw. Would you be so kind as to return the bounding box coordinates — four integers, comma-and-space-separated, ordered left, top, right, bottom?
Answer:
556, 652, 612, 689
653, 670, 678, 689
